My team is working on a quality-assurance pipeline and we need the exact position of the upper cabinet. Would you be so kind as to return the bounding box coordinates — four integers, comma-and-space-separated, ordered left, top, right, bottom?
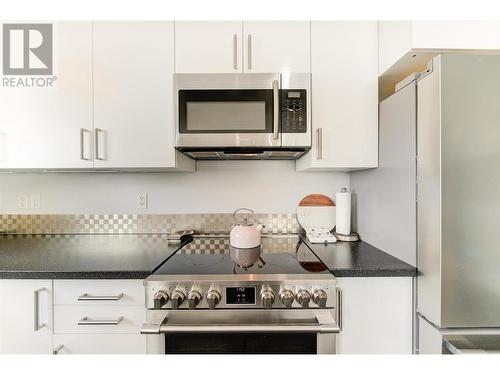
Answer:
378, 21, 500, 99
93, 21, 194, 171
296, 21, 378, 172
174, 21, 310, 73
242, 21, 310, 73
175, 21, 243, 73
0, 21, 194, 172
0, 22, 93, 169
379, 21, 500, 75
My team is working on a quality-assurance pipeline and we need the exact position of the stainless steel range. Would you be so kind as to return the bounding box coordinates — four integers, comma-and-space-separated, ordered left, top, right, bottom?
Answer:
141, 235, 340, 354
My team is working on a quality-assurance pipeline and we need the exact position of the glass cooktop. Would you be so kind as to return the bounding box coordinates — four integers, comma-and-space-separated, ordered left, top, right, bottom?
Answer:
153, 235, 330, 275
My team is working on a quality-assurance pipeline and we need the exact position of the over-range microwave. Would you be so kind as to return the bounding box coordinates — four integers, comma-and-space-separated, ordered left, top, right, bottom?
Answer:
174, 73, 311, 160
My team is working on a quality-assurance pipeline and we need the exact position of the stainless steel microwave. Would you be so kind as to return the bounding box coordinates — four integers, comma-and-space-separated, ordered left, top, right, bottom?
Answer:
174, 73, 311, 160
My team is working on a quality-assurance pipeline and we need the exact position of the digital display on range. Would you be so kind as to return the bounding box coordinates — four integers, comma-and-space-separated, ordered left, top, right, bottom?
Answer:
226, 287, 256, 305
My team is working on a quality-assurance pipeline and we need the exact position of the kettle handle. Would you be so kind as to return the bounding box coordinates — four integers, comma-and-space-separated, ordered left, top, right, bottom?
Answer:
232, 208, 255, 226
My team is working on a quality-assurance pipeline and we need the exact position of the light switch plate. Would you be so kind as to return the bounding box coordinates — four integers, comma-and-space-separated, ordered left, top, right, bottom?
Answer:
30, 194, 41, 209
17, 195, 29, 209
137, 193, 148, 209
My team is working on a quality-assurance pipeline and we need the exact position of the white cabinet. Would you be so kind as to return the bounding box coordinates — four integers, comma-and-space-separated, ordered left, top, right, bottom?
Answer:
336, 277, 413, 354
0, 22, 93, 169
52, 279, 146, 354
296, 21, 378, 172
379, 21, 500, 75
174, 21, 310, 74
93, 21, 194, 171
175, 21, 243, 73
242, 21, 310, 73
0, 280, 53, 354
52, 334, 146, 354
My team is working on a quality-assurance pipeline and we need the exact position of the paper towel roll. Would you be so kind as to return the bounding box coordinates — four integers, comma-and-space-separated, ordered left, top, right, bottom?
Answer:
335, 189, 351, 235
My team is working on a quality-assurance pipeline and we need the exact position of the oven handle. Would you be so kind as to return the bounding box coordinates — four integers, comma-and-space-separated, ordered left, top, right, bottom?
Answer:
141, 321, 339, 335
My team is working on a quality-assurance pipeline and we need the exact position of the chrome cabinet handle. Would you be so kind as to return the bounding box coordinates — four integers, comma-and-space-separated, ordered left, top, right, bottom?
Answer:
94, 128, 105, 161
336, 288, 343, 331
233, 34, 238, 70
53, 344, 64, 355
80, 128, 91, 161
78, 293, 124, 301
272, 79, 280, 140
34, 288, 47, 332
78, 316, 124, 326
247, 34, 252, 70
316, 128, 323, 160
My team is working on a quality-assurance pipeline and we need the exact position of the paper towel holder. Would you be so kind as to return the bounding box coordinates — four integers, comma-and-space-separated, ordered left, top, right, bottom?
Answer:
333, 226, 359, 242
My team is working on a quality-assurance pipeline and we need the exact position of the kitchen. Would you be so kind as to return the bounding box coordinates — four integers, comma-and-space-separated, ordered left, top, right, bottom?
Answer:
1, 0, 499, 373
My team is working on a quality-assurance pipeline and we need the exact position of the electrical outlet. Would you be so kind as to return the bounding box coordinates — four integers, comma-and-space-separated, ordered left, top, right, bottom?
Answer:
17, 195, 29, 209
137, 193, 148, 209
30, 194, 41, 209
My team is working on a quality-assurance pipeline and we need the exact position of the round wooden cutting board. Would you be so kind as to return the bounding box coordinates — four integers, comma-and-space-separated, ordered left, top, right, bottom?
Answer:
296, 194, 336, 231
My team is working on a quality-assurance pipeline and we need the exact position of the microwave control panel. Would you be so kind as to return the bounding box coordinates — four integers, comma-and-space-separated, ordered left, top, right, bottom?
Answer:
281, 89, 307, 133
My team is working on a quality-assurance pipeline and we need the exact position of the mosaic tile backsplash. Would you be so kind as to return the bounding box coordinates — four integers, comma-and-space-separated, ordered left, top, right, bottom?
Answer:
0, 213, 300, 235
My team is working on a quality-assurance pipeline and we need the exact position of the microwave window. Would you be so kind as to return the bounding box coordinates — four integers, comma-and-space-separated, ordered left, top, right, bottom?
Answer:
186, 102, 267, 131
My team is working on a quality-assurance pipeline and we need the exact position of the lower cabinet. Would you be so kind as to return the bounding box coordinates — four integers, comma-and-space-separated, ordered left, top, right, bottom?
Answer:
0, 280, 53, 354
336, 277, 414, 354
52, 334, 146, 354
0, 279, 147, 354
52, 279, 146, 354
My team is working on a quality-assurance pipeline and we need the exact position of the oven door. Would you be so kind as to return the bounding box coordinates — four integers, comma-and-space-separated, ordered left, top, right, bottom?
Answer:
142, 309, 339, 354
175, 73, 281, 148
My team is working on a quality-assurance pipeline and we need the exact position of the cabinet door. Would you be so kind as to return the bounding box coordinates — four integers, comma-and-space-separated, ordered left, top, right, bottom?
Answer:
175, 21, 242, 73
93, 21, 193, 170
0, 21, 93, 169
243, 21, 310, 73
336, 277, 413, 354
0, 280, 53, 354
296, 21, 378, 171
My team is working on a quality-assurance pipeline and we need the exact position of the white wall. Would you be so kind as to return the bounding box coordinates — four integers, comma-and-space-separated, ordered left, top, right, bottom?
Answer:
0, 161, 348, 214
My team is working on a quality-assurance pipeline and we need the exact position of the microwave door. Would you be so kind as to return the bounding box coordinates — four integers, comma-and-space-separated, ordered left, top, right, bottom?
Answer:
175, 74, 281, 148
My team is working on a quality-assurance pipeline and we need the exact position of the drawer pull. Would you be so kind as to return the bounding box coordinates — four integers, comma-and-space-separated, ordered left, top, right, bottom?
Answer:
78, 293, 124, 301
53, 344, 64, 355
78, 316, 124, 326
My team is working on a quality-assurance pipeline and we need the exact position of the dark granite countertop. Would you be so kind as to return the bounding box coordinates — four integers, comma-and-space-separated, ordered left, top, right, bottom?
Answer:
300, 234, 416, 277
0, 234, 188, 279
0, 233, 415, 279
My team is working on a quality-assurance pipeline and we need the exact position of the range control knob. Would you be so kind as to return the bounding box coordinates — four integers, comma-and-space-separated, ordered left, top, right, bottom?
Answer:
295, 289, 311, 308
153, 290, 170, 309
187, 290, 202, 309
206, 290, 221, 309
312, 289, 328, 308
170, 290, 186, 309
279, 289, 295, 308
260, 289, 275, 309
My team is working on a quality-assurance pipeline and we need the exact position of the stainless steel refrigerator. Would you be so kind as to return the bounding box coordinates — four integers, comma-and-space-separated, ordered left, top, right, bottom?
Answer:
351, 54, 500, 354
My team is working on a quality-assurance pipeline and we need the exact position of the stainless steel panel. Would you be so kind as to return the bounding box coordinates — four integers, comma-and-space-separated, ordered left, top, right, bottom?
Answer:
174, 73, 279, 90
416, 56, 443, 327
350, 81, 417, 266
144, 308, 337, 354
282, 73, 312, 148
440, 55, 500, 328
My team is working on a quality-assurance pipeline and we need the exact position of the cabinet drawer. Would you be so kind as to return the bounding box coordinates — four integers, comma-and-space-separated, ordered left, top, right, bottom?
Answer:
54, 280, 144, 306
54, 306, 145, 334
53, 334, 146, 354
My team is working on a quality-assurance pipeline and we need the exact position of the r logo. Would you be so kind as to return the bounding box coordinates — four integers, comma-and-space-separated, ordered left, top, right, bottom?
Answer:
2, 23, 53, 75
